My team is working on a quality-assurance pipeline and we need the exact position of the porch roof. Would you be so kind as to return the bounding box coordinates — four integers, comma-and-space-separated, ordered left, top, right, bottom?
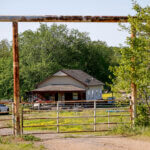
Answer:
32, 84, 85, 92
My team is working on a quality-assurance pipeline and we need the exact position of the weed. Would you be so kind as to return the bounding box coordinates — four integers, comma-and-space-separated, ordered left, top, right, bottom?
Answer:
0, 136, 45, 150
63, 134, 78, 138
22, 135, 41, 141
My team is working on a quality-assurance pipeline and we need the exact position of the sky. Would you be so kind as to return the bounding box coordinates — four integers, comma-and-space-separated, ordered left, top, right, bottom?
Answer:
0, 0, 149, 46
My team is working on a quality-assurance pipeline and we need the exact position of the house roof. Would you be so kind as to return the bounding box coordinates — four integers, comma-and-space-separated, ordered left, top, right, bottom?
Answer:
32, 84, 85, 92
61, 69, 104, 86
37, 69, 104, 87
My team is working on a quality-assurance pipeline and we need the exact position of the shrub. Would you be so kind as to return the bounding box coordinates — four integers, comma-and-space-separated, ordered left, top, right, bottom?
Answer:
135, 104, 150, 126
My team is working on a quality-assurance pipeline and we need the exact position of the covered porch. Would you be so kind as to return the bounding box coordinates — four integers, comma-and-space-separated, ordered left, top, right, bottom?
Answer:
30, 85, 86, 102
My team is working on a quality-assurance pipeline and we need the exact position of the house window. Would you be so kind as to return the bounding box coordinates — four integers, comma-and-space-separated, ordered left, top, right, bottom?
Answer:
73, 93, 78, 100
50, 95, 55, 101
91, 90, 94, 99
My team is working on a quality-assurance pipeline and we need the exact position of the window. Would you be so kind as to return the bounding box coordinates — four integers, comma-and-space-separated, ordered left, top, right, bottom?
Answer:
73, 93, 78, 100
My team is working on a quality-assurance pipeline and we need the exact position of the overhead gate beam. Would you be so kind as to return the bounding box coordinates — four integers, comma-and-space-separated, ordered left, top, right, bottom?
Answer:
0, 15, 129, 22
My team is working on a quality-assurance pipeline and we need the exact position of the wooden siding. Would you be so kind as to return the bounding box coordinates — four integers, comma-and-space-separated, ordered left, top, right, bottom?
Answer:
38, 75, 86, 89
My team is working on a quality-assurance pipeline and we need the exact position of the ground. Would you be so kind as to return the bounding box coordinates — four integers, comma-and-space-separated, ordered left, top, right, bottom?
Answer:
35, 133, 150, 150
1, 129, 150, 150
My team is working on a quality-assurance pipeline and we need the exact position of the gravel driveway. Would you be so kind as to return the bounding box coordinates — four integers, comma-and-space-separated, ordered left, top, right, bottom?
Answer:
35, 134, 150, 150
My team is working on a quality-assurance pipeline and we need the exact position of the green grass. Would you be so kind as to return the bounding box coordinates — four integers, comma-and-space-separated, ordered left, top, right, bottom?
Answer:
102, 93, 113, 99
23, 107, 130, 132
22, 135, 41, 141
106, 125, 150, 139
0, 136, 45, 150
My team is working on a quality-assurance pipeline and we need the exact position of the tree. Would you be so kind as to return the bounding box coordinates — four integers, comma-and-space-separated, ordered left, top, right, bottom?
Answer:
0, 40, 13, 99
112, 2, 150, 114
0, 24, 116, 100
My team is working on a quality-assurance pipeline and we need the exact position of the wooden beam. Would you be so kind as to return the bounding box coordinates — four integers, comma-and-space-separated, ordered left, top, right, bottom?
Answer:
0, 15, 129, 22
12, 22, 20, 135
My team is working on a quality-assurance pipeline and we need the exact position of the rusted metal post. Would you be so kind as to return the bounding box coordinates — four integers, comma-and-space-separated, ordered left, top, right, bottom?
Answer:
131, 25, 137, 125
12, 103, 15, 135
108, 111, 110, 128
21, 105, 24, 135
13, 22, 21, 135
57, 101, 59, 133
94, 101, 96, 131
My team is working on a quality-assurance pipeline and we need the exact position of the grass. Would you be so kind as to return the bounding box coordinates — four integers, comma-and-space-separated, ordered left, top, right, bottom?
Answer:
22, 135, 41, 141
92, 125, 150, 138
63, 134, 79, 138
102, 93, 113, 99
0, 135, 45, 150
23, 107, 130, 132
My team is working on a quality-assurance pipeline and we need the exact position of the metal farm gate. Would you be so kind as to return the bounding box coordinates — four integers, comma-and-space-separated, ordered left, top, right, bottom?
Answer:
20, 100, 131, 135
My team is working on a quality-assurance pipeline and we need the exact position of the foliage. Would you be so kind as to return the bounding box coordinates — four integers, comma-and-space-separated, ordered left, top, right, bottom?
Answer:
0, 24, 116, 100
111, 2, 150, 105
107, 125, 150, 138
110, 125, 139, 136
0, 40, 13, 99
0, 136, 45, 150
22, 135, 41, 141
135, 104, 150, 126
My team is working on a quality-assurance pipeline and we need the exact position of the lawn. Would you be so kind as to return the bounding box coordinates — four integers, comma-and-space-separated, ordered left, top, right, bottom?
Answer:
0, 135, 45, 150
23, 107, 131, 132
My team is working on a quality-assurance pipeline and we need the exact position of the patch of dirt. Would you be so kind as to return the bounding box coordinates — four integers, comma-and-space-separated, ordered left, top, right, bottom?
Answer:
35, 134, 150, 150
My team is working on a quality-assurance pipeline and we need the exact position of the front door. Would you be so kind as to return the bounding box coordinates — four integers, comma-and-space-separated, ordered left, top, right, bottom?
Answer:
55, 93, 58, 101
65, 93, 73, 101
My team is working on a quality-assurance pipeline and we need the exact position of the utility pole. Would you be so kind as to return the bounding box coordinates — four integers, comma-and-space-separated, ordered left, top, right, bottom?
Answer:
131, 25, 137, 125
12, 22, 21, 135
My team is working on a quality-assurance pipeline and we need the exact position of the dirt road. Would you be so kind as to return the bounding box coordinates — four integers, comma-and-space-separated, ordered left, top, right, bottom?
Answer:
35, 134, 150, 150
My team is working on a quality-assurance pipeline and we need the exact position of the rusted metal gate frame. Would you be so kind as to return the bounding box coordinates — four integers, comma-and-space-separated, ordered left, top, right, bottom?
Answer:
0, 15, 136, 135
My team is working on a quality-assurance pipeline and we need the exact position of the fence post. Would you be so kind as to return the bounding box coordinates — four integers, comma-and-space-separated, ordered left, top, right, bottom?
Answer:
108, 111, 110, 128
94, 101, 96, 131
21, 105, 23, 136
130, 102, 133, 127
57, 101, 59, 133
12, 103, 15, 135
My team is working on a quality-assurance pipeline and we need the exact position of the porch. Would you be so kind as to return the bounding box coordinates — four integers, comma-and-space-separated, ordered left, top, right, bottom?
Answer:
30, 85, 86, 102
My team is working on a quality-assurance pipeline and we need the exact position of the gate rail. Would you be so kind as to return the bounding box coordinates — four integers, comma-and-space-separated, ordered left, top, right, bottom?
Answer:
21, 100, 131, 134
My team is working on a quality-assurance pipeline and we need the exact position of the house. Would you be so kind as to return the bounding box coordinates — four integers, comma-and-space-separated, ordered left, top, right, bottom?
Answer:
29, 70, 104, 102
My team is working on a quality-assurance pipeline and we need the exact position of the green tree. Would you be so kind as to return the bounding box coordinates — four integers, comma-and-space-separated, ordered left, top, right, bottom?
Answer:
0, 40, 13, 99
0, 24, 116, 99
112, 2, 150, 112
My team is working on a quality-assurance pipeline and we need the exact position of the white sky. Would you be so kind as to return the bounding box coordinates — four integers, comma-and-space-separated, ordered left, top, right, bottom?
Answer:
0, 0, 149, 46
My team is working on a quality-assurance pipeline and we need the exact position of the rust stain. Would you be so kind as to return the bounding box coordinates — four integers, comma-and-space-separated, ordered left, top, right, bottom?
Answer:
0, 15, 129, 22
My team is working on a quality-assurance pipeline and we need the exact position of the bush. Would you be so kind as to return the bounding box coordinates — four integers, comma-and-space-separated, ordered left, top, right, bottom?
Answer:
135, 104, 150, 126
110, 125, 141, 136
